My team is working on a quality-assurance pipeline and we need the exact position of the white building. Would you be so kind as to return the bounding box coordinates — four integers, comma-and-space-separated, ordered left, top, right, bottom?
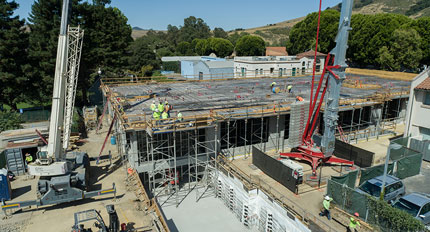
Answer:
405, 69, 430, 139
234, 50, 326, 78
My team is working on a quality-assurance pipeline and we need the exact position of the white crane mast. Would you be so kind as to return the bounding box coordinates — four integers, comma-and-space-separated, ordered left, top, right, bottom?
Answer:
29, 0, 83, 176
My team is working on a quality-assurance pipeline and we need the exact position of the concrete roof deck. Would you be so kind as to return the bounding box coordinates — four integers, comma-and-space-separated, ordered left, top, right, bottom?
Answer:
104, 74, 411, 131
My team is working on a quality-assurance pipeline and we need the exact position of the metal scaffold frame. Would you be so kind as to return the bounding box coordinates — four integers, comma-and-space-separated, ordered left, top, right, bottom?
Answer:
63, 26, 84, 150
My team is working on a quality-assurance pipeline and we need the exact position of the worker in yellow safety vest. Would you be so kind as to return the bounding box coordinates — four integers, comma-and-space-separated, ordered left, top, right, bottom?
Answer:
150, 100, 156, 111
177, 111, 183, 122
157, 101, 164, 112
348, 212, 361, 232
153, 109, 160, 120
319, 195, 333, 220
25, 153, 33, 163
287, 85, 293, 93
270, 81, 277, 90
161, 110, 168, 119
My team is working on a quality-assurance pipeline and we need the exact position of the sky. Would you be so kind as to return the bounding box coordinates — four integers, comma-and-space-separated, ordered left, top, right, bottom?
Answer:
14, 0, 342, 31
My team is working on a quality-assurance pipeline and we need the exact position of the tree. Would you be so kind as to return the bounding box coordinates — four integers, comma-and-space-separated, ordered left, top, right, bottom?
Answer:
209, 38, 233, 57
227, 31, 249, 46
128, 37, 159, 73
235, 35, 265, 56
176, 41, 191, 55
0, 0, 30, 110
0, 110, 23, 132
348, 13, 411, 68
377, 28, 422, 71
195, 39, 211, 55
28, 0, 133, 105
410, 17, 430, 67
213, 27, 228, 39
179, 16, 211, 42
286, 9, 340, 55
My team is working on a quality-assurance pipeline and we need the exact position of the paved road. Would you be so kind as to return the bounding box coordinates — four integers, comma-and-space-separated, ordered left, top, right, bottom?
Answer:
403, 161, 430, 194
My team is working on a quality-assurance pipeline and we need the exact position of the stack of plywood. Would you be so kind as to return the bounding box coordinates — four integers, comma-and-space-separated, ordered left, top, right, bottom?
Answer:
83, 106, 98, 130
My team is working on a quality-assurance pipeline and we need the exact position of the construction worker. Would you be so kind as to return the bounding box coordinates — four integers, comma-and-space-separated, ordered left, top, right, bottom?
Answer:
287, 85, 293, 93
164, 101, 170, 117
150, 100, 156, 111
25, 153, 33, 163
177, 111, 183, 122
270, 81, 277, 90
296, 96, 304, 102
319, 195, 333, 220
348, 212, 361, 232
161, 110, 168, 119
153, 109, 160, 120
157, 101, 164, 113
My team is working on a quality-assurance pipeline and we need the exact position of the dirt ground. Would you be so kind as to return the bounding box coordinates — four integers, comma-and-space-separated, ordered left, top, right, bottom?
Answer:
0, 122, 153, 232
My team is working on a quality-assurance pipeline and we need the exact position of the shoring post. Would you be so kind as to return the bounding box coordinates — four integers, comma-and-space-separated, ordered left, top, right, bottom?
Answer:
173, 127, 178, 207
195, 128, 198, 201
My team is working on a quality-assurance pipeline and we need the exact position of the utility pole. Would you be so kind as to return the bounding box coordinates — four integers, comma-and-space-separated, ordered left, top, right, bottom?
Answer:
380, 143, 402, 200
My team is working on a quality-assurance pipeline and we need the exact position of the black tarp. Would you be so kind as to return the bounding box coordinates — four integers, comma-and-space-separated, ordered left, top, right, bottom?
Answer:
252, 146, 298, 193
334, 139, 374, 167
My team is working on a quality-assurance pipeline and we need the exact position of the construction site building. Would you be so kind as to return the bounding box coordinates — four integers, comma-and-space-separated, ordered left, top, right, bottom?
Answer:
101, 72, 409, 199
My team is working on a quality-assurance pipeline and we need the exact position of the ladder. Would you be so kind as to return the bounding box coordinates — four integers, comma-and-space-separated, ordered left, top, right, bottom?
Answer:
63, 26, 84, 150
337, 125, 348, 143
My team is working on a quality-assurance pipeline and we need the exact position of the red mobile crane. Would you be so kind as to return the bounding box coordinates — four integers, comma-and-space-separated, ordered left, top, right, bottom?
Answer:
280, 0, 354, 177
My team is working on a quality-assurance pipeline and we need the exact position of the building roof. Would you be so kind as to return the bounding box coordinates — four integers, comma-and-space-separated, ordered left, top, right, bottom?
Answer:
161, 56, 202, 62
265, 47, 288, 56
415, 77, 430, 90
296, 50, 326, 59
203, 60, 234, 69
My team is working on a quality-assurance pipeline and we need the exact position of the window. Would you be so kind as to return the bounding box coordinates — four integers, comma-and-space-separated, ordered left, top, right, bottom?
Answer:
255, 69, 258, 76
279, 68, 282, 77
260, 69, 263, 75
270, 68, 274, 74
386, 182, 403, 194
316, 65, 321, 73
292, 68, 296, 76
241, 67, 245, 77
302, 61, 305, 66
424, 92, 430, 105
420, 203, 430, 215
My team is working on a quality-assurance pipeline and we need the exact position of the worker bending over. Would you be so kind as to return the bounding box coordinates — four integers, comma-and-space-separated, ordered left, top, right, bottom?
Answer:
287, 85, 293, 93
270, 81, 277, 90
296, 96, 304, 102
319, 195, 333, 220
347, 212, 361, 232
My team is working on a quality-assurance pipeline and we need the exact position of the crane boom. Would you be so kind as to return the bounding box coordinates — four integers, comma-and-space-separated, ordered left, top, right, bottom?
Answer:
47, 0, 71, 160
280, 0, 354, 176
320, 0, 353, 156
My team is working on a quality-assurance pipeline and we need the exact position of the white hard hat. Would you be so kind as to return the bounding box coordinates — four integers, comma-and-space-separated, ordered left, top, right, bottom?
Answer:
325, 196, 330, 200
155, 109, 159, 112
152, 100, 155, 103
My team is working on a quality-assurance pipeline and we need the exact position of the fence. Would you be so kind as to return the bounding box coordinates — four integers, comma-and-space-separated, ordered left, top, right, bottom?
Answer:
334, 139, 374, 167
19, 107, 51, 122
410, 138, 430, 161
328, 179, 426, 231
252, 146, 298, 194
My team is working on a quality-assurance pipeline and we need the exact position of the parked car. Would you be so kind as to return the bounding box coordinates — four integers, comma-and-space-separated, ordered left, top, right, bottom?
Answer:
393, 193, 430, 226
356, 175, 405, 203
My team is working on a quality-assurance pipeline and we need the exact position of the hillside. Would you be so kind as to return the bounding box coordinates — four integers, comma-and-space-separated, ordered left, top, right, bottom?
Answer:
132, 0, 430, 43
335, 0, 430, 18
131, 28, 166, 40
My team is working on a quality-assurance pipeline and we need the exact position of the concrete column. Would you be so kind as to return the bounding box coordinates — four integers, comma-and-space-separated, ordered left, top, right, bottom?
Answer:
205, 126, 220, 158
128, 131, 139, 169
267, 115, 285, 151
